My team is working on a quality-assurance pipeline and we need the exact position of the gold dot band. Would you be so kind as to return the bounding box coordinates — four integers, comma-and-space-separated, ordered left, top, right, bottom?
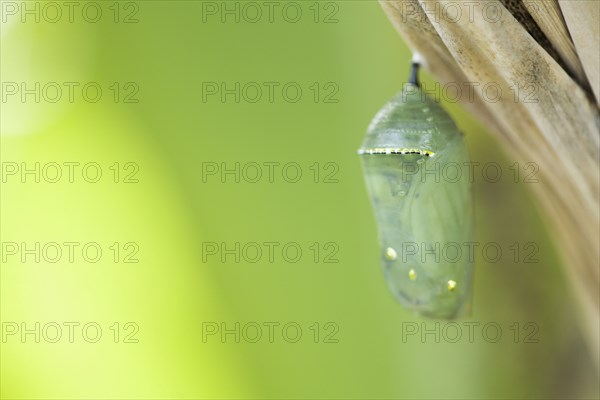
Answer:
358, 148, 435, 157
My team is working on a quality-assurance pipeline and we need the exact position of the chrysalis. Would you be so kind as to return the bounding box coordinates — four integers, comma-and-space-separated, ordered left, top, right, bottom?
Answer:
359, 60, 474, 319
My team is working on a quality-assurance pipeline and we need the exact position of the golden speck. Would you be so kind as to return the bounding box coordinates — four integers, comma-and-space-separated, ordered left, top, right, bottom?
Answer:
447, 280, 457, 292
385, 247, 397, 260
408, 269, 417, 281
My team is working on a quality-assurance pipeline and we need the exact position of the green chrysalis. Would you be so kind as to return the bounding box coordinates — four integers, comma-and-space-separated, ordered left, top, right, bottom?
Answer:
359, 61, 474, 319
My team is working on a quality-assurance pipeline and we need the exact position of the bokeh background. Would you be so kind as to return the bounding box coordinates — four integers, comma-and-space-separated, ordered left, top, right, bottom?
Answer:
1, 1, 598, 399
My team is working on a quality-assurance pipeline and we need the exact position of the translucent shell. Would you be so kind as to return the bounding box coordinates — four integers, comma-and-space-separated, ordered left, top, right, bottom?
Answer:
359, 83, 474, 319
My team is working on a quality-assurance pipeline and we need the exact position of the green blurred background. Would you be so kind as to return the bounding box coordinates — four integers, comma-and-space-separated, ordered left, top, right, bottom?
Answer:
1, 1, 598, 399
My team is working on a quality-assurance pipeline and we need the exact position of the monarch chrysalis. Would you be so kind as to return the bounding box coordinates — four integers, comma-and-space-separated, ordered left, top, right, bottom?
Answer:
359, 60, 474, 319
